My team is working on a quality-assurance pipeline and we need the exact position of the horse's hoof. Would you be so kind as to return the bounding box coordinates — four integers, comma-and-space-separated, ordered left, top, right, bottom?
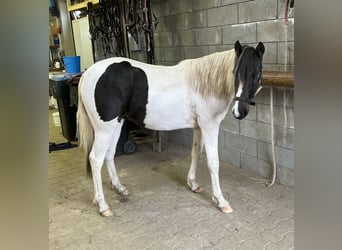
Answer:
119, 189, 129, 196
193, 186, 203, 193
100, 208, 113, 217
220, 205, 233, 214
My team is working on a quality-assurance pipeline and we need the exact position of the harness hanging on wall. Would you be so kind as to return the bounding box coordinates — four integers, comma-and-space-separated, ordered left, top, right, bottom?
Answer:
88, 0, 126, 61
88, 0, 156, 64
124, 0, 156, 64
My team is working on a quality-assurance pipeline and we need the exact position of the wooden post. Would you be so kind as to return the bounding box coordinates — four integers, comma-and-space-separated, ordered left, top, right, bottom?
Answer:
261, 71, 294, 88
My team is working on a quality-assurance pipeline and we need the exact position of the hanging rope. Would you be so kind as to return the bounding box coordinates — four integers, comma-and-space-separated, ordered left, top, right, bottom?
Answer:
268, 86, 277, 187
282, 88, 288, 143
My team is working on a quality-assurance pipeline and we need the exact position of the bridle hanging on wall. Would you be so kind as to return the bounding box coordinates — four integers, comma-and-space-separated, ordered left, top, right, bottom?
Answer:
124, 0, 156, 64
87, 0, 157, 64
88, 0, 126, 60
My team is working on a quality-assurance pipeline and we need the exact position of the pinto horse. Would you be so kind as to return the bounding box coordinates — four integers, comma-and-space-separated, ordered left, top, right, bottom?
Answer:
77, 40, 265, 216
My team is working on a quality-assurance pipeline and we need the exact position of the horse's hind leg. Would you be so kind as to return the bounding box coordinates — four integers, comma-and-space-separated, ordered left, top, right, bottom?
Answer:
187, 127, 203, 193
89, 129, 116, 217
105, 122, 129, 196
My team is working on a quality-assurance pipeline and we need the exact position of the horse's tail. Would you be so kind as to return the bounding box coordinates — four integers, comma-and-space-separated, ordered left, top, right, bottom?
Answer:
77, 75, 94, 177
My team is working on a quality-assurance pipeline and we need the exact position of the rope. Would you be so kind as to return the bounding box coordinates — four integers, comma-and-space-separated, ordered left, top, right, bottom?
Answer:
283, 88, 288, 143
268, 86, 277, 187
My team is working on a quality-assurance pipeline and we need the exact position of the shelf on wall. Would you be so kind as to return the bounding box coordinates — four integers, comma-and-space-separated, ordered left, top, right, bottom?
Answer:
67, 0, 99, 11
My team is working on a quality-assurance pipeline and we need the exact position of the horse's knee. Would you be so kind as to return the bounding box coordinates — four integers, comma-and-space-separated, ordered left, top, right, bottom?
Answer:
89, 151, 104, 170
207, 161, 219, 173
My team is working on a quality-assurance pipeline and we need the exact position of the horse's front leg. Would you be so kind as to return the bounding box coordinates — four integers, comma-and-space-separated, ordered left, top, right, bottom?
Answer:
201, 125, 233, 214
187, 127, 203, 193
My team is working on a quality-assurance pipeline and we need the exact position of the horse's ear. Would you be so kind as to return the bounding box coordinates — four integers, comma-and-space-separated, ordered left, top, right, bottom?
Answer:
256, 42, 265, 58
235, 40, 243, 57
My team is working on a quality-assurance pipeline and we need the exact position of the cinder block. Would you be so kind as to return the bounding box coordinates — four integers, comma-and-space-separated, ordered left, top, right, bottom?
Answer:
276, 127, 294, 150
153, 48, 164, 62
195, 0, 222, 11
245, 104, 257, 121
191, 11, 208, 29
219, 130, 226, 147
222, 0, 238, 5
278, 41, 294, 65
153, 32, 173, 47
219, 147, 241, 168
195, 27, 222, 45
165, 11, 206, 31
208, 44, 234, 53
257, 19, 294, 42
257, 104, 294, 129
183, 46, 209, 59
226, 132, 257, 156
164, 47, 184, 62
222, 23, 257, 44
275, 146, 294, 169
157, 16, 175, 32
175, 13, 194, 30
173, 30, 196, 46
239, 0, 277, 23
167, 129, 193, 147
257, 141, 271, 160
223, 0, 251, 4
153, 1, 171, 18
169, 0, 194, 15
263, 64, 295, 72
220, 116, 240, 134
240, 120, 272, 142
254, 87, 273, 105
154, 60, 164, 65
262, 42, 277, 64
277, 166, 294, 187
157, 61, 176, 66
276, 88, 294, 108
241, 154, 272, 178
257, 141, 294, 169
208, 5, 238, 27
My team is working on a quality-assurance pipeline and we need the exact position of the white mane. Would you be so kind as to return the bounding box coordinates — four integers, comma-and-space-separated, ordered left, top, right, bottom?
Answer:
182, 49, 236, 99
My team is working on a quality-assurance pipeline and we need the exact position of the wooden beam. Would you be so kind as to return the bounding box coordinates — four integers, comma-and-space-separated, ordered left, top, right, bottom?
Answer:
261, 71, 294, 88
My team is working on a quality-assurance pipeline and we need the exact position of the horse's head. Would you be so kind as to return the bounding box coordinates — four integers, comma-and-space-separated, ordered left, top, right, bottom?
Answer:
232, 40, 265, 120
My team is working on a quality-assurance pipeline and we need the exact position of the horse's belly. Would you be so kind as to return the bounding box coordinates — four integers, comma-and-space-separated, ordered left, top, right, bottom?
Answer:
143, 89, 195, 131
144, 112, 195, 131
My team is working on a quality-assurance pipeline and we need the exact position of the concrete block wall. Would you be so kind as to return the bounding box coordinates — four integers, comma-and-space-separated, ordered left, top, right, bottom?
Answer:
151, 0, 294, 186
220, 87, 294, 187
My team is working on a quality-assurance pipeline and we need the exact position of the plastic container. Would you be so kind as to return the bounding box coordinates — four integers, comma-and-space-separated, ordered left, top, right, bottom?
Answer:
63, 56, 81, 73
49, 79, 77, 141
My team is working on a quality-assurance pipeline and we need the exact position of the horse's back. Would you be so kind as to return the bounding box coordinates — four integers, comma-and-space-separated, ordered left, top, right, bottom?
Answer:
79, 57, 196, 130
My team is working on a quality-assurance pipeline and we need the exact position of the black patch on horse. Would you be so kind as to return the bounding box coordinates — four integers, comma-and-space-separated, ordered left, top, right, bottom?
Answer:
94, 61, 148, 126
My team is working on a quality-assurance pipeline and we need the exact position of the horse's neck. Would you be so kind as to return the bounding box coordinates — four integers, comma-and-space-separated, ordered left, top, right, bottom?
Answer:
183, 50, 236, 100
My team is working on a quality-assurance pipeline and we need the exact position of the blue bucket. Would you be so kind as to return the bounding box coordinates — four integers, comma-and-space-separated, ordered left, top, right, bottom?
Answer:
63, 56, 81, 73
